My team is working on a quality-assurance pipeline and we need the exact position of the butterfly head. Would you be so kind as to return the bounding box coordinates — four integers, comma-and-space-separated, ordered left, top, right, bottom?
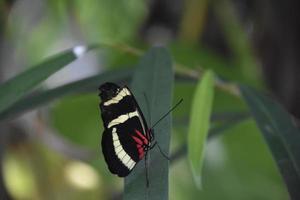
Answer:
99, 82, 120, 101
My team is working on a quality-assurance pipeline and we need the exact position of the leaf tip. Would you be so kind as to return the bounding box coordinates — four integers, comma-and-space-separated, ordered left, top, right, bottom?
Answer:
191, 168, 203, 190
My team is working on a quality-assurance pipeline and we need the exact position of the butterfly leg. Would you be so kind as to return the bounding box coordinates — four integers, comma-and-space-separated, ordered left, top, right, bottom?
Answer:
149, 142, 170, 160
149, 141, 157, 150
145, 151, 149, 188
156, 144, 170, 160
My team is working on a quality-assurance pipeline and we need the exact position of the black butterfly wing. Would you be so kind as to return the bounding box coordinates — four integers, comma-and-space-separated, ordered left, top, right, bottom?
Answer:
99, 83, 149, 177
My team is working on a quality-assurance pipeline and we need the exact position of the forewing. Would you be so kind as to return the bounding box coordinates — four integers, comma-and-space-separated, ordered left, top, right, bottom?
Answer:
124, 86, 149, 134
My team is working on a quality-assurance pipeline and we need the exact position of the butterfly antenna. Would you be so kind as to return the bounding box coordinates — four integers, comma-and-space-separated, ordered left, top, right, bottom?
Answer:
151, 99, 183, 129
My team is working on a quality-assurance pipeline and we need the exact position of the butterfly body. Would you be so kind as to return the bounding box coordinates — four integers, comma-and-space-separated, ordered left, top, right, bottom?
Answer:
99, 82, 153, 177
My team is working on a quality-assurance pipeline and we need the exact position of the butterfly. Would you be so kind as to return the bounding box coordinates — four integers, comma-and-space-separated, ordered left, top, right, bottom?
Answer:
98, 82, 182, 181
98, 82, 154, 177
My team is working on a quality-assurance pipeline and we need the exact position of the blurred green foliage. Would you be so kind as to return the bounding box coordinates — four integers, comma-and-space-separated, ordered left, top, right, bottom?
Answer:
51, 94, 100, 148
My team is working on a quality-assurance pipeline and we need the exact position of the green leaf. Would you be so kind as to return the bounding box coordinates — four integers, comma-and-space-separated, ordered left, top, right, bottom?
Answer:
124, 47, 173, 200
240, 85, 300, 199
0, 68, 132, 121
0, 45, 95, 115
187, 70, 215, 189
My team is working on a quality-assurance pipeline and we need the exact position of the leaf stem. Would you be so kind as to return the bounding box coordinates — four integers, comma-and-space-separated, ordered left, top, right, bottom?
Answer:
102, 43, 241, 98
174, 64, 241, 97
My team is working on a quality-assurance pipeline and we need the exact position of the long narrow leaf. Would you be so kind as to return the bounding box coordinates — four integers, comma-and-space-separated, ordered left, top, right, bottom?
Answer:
0, 45, 95, 115
124, 47, 173, 200
0, 68, 132, 121
240, 85, 300, 199
187, 70, 215, 189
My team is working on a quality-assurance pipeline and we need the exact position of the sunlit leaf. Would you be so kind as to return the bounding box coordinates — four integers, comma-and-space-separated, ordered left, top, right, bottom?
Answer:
187, 70, 215, 189
124, 47, 173, 200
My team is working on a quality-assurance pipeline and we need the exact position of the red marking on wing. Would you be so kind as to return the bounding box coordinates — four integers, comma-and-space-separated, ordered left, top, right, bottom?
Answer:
130, 129, 149, 160
137, 145, 144, 159
134, 129, 149, 145
131, 140, 144, 159
132, 135, 143, 145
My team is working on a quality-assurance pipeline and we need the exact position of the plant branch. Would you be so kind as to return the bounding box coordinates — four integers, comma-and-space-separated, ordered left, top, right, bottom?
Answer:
102, 43, 241, 98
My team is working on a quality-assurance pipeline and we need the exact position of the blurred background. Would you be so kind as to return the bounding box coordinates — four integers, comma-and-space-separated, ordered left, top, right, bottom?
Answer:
0, 0, 299, 199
